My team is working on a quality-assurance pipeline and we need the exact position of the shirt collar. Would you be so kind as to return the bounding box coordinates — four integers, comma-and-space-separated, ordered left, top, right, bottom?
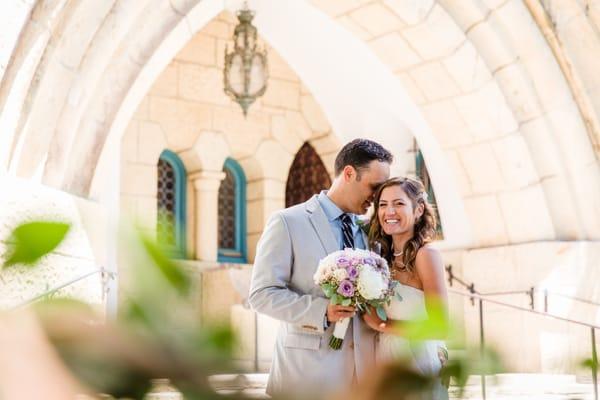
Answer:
317, 190, 356, 224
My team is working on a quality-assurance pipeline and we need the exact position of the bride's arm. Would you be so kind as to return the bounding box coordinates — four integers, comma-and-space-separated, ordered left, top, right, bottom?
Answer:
415, 245, 449, 331
363, 246, 449, 338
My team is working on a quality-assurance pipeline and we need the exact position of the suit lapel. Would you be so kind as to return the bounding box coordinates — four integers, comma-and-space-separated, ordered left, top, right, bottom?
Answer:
306, 195, 339, 255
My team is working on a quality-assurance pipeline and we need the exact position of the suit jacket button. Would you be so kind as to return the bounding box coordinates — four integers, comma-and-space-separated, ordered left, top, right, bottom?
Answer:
350, 343, 354, 349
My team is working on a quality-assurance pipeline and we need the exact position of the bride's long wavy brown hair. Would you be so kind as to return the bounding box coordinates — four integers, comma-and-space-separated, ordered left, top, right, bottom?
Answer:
368, 177, 437, 273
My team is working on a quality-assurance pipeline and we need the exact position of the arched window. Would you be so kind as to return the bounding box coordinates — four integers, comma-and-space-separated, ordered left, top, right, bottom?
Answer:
157, 150, 187, 257
217, 158, 247, 263
416, 148, 443, 239
285, 142, 332, 207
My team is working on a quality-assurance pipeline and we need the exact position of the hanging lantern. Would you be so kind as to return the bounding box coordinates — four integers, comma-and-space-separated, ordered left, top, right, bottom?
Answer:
223, 6, 269, 116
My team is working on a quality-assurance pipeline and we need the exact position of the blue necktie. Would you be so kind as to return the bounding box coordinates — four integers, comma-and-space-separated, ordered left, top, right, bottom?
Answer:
340, 213, 355, 249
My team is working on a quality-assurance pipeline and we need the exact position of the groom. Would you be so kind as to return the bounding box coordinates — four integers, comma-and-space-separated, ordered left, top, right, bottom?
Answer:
249, 139, 393, 397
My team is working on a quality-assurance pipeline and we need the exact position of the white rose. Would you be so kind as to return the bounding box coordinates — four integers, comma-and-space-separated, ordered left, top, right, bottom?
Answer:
356, 265, 388, 300
333, 268, 349, 282
314, 260, 330, 284
314, 254, 340, 283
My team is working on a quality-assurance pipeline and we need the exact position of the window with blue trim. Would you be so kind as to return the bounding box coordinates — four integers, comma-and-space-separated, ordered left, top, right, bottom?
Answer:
416, 147, 444, 239
157, 150, 187, 258
217, 158, 247, 263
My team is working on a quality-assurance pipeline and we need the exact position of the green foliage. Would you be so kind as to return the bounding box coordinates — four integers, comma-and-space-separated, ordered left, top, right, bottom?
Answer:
5, 219, 239, 399
321, 283, 334, 298
383, 297, 504, 396
375, 305, 387, 321
3, 221, 70, 267
441, 347, 503, 396
402, 298, 450, 341
140, 235, 191, 297
329, 293, 341, 305
581, 357, 599, 371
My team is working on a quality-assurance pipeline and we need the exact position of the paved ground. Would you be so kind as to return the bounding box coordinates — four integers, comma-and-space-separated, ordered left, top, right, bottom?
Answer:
449, 374, 596, 399
147, 373, 598, 399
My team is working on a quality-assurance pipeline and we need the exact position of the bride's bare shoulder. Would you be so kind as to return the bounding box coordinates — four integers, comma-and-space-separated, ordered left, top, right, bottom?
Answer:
415, 245, 443, 274
416, 245, 441, 261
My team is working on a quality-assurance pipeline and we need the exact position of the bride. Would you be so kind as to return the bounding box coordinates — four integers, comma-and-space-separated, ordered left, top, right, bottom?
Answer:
363, 177, 449, 399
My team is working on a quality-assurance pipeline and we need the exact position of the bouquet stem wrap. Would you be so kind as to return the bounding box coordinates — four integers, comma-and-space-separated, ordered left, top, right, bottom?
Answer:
329, 317, 351, 350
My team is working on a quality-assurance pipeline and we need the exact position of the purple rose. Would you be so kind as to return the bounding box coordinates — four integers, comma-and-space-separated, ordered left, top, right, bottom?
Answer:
337, 280, 355, 297
336, 256, 350, 268
363, 257, 376, 266
346, 265, 359, 281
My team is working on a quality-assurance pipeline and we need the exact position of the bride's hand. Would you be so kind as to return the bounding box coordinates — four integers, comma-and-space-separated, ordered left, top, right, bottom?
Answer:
362, 307, 387, 333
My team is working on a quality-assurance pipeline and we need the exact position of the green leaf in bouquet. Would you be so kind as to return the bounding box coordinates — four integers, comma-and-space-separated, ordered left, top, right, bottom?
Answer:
322, 283, 334, 297
376, 305, 387, 321
341, 298, 352, 307
3, 221, 70, 268
330, 293, 342, 305
335, 294, 342, 305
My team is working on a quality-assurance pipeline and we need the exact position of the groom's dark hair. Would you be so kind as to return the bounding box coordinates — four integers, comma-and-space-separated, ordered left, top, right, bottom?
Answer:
334, 139, 393, 178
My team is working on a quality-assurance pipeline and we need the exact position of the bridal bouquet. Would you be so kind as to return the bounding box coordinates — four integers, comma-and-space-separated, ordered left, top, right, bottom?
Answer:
314, 248, 395, 350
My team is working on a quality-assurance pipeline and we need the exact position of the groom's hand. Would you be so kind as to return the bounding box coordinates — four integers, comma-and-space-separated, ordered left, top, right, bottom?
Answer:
326, 304, 356, 322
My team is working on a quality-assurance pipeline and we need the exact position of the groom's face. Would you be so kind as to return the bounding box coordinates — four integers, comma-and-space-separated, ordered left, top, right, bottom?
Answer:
346, 160, 390, 214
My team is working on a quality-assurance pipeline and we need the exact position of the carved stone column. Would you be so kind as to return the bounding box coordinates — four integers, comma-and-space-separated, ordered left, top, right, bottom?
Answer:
190, 170, 226, 261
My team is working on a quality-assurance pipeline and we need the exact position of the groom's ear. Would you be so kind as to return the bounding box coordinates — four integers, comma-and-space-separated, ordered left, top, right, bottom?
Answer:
342, 165, 355, 182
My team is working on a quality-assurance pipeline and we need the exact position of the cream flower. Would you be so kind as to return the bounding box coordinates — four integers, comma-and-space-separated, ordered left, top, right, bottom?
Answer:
356, 265, 388, 300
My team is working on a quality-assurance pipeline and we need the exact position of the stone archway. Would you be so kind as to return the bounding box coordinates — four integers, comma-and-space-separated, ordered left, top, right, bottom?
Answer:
3, 0, 600, 249
87, 0, 470, 248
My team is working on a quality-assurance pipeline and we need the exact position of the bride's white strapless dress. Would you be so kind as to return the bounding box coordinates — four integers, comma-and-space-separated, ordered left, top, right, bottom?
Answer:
377, 282, 449, 399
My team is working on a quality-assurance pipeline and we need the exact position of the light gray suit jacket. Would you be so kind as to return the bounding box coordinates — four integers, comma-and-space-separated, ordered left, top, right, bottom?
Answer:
248, 195, 377, 397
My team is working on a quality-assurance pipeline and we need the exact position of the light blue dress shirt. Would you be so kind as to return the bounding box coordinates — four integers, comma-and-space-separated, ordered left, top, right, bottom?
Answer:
317, 190, 366, 250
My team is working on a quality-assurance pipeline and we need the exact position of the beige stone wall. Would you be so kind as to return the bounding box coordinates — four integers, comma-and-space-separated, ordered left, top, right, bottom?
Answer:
120, 11, 341, 263
312, 0, 600, 245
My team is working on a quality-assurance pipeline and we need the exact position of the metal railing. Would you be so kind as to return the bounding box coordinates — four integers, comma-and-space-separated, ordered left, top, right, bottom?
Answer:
449, 288, 599, 400
446, 265, 600, 312
445, 265, 599, 400
11, 267, 116, 310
